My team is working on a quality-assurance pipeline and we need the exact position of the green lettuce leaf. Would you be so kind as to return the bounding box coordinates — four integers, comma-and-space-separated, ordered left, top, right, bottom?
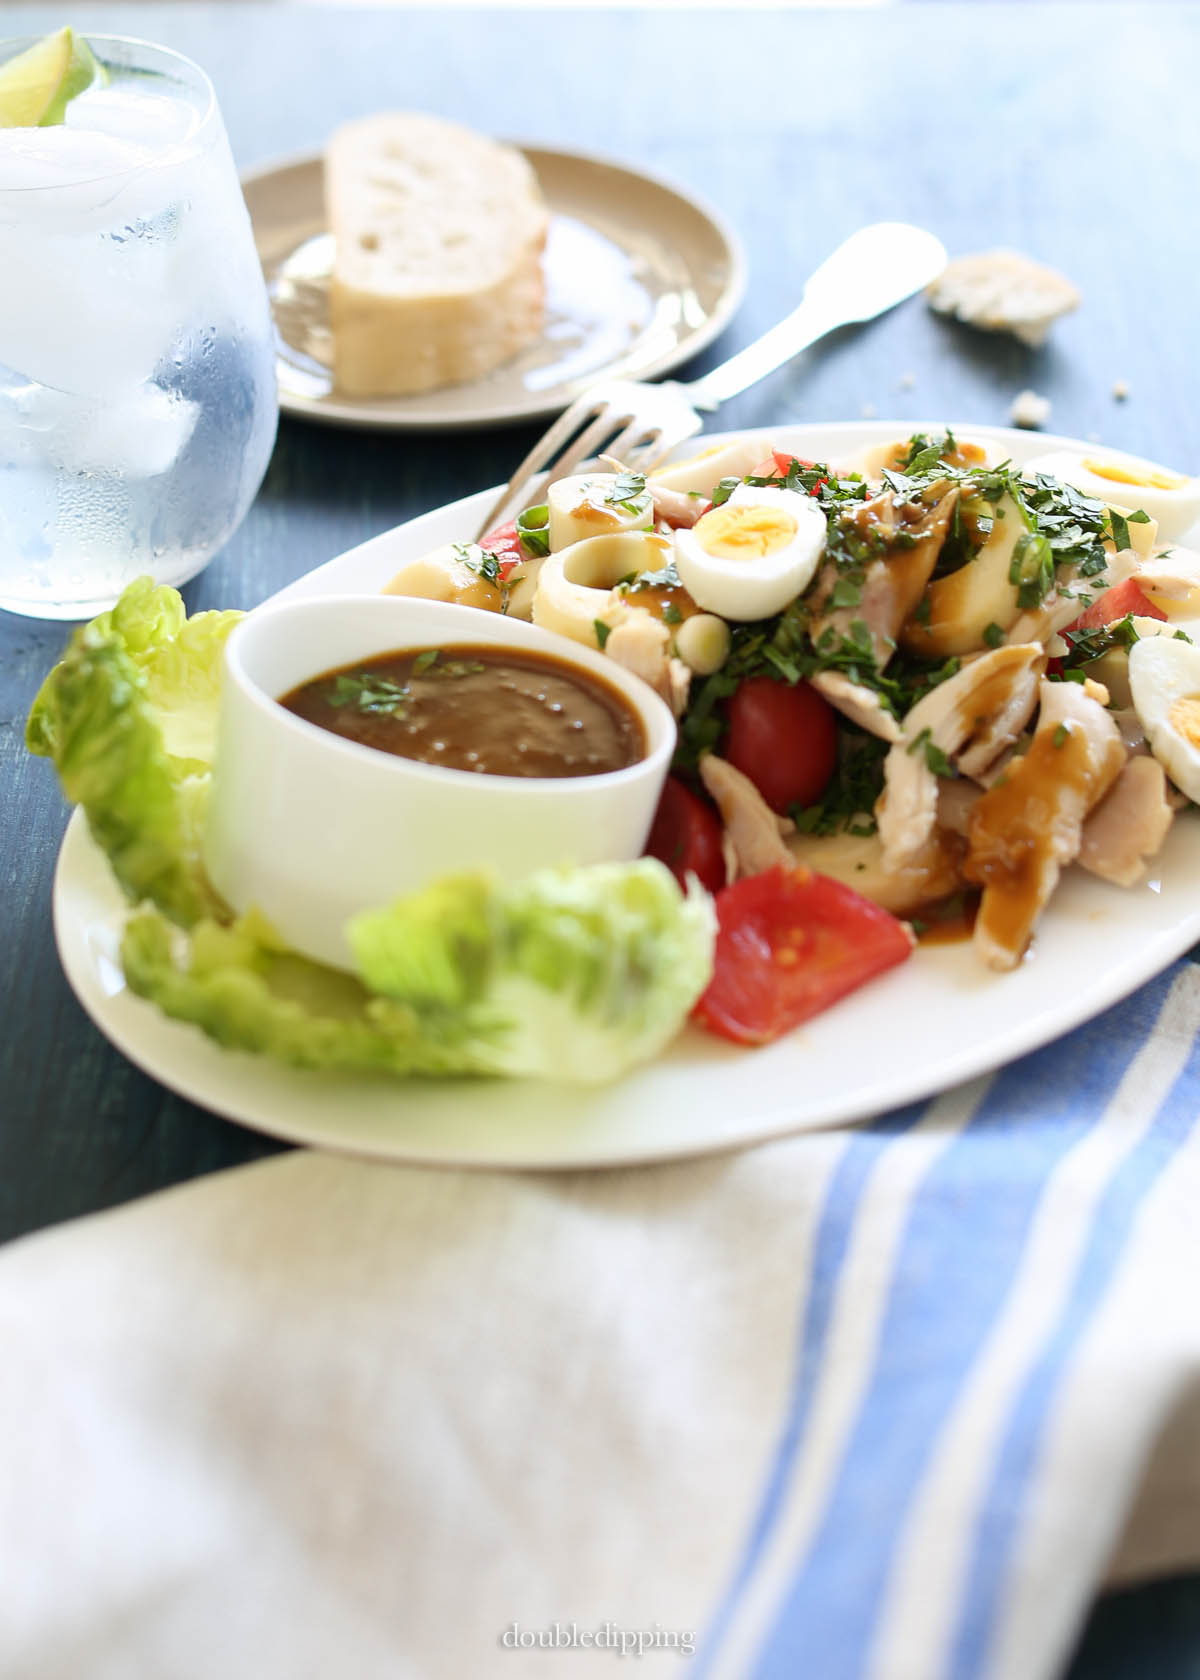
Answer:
27, 577, 240, 926
36, 582, 715, 1085
122, 861, 713, 1084
350, 861, 716, 1080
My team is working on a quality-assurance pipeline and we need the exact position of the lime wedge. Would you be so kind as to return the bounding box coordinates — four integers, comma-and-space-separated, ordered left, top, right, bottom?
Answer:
0, 28, 106, 128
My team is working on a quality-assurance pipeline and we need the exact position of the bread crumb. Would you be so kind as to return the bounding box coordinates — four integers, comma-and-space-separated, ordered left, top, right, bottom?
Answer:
861, 401, 877, 419
1009, 389, 1052, 429
927, 250, 1079, 346
1112, 379, 1129, 401
898, 372, 916, 390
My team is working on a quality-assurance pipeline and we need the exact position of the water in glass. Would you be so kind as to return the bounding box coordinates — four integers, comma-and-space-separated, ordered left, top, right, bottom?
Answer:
0, 36, 278, 618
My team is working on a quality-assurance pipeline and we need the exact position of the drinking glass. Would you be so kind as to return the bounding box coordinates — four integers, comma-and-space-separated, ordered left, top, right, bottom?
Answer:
0, 35, 278, 619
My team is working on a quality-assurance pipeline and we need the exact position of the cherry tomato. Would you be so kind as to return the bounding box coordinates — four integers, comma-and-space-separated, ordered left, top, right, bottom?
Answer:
693, 865, 914, 1046
644, 776, 725, 895
750, 452, 827, 492
724, 677, 838, 814
1064, 577, 1167, 632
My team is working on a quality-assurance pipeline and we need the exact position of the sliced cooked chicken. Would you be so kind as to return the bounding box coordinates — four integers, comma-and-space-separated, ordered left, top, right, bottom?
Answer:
599, 451, 706, 530
603, 613, 672, 705
1077, 755, 1174, 887
934, 776, 983, 838
649, 482, 705, 529
956, 647, 1049, 779
809, 483, 959, 670
1130, 545, 1200, 602
876, 644, 1046, 868
699, 753, 795, 878
810, 671, 902, 743
666, 655, 692, 720
965, 679, 1127, 970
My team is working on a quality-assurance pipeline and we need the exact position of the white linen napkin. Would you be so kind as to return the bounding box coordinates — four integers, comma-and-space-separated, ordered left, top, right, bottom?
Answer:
2, 960, 1199, 1680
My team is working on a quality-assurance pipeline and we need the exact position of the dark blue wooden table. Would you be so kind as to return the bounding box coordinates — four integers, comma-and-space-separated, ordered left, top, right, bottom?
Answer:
2, 6, 1198, 1673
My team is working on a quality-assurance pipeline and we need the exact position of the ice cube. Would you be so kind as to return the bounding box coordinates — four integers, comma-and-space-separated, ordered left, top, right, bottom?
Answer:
66, 84, 199, 151
0, 379, 199, 478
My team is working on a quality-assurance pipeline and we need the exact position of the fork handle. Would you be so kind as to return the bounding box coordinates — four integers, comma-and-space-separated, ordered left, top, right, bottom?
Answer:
678, 298, 843, 411
679, 221, 947, 410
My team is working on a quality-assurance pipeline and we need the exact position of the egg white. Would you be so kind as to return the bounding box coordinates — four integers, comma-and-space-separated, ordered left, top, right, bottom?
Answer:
648, 435, 774, 499
1022, 448, 1200, 544
672, 484, 826, 622
1128, 633, 1200, 802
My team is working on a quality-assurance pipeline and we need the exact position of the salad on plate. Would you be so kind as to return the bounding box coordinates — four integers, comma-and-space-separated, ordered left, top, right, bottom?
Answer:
29, 426, 1200, 1089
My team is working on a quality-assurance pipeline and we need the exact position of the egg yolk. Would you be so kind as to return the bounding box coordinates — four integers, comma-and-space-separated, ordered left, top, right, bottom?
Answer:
695, 505, 798, 561
1168, 695, 1200, 749
883, 438, 987, 472
1081, 457, 1188, 491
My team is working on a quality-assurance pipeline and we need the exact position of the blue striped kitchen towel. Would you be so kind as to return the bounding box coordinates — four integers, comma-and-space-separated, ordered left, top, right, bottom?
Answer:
0, 961, 1198, 1679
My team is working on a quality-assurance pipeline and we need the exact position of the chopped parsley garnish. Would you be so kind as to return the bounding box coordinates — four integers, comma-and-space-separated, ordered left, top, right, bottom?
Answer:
899, 429, 958, 475
710, 476, 741, 508
606, 472, 648, 516
594, 620, 611, 650
790, 730, 890, 837
326, 653, 487, 716
983, 622, 1005, 649
452, 542, 502, 585
1105, 505, 1151, 555
621, 559, 682, 595
907, 726, 957, 779
662, 602, 683, 625
1057, 612, 1141, 673
1053, 723, 1069, 748
329, 672, 411, 717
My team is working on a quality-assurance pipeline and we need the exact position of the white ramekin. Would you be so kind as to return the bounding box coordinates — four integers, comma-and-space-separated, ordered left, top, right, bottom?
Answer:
203, 594, 676, 968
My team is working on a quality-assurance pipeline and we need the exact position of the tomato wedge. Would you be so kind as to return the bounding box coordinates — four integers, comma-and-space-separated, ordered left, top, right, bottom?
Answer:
477, 519, 525, 583
693, 866, 914, 1046
644, 775, 726, 895
750, 451, 828, 492
1064, 577, 1167, 631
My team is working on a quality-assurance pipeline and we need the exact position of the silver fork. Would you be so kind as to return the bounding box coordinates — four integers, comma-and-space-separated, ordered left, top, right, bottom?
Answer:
474, 222, 947, 539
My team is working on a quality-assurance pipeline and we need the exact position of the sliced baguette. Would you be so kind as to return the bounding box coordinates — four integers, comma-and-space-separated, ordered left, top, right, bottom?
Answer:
325, 112, 549, 399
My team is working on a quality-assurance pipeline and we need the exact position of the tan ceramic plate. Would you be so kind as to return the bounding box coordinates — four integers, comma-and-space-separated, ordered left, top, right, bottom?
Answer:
239, 144, 746, 432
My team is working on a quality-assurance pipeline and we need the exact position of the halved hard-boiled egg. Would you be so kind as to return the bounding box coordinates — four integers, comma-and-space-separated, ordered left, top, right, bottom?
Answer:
1128, 633, 1200, 802
1022, 448, 1200, 543
841, 432, 1001, 484
546, 473, 654, 552
673, 484, 826, 621
648, 435, 773, 498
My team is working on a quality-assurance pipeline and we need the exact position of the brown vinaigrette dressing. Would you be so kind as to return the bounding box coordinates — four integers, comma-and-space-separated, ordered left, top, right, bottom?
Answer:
964, 723, 1097, 955
619, 581, 701, 625
279, 644, 646, 779
912, 893, 980, 945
